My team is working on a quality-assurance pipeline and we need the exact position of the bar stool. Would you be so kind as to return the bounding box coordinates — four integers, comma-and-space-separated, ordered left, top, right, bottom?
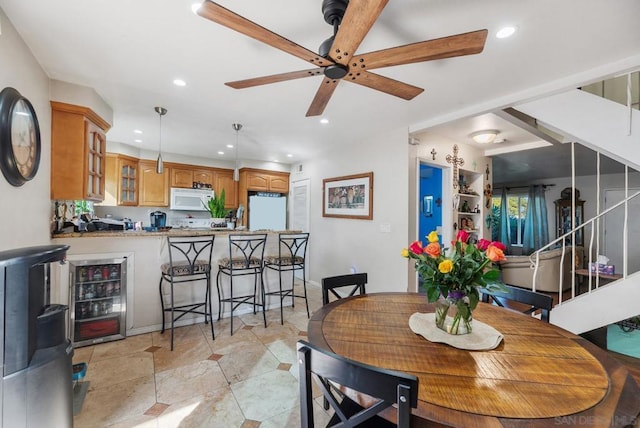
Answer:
263, 232, 310, 324
216, 233, 268, 335
159, 235, 215, 351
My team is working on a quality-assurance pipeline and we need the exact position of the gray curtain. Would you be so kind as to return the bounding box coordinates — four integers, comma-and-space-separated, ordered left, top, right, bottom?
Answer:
522, 185, 549, 254
499, 188, 511, 249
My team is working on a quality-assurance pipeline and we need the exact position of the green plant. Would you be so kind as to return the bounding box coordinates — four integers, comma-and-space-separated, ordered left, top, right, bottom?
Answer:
203, 189, 230, 218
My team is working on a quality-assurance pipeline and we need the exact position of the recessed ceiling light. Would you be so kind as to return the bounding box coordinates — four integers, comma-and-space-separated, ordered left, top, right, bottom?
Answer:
217, 151, 224, 155
226, 144, 234, 148
287, 154, 293, 158
173, 79, 187, 87
134, 139, 142, 143
273, 159, 279, 163
191, 3, 201, 14
496, 26, 516, 39
133, 129, 143, 134
320, 118, 329, 124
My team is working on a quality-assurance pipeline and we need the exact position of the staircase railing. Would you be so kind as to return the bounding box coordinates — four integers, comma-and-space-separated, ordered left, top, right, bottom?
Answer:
530, 189, 640, 305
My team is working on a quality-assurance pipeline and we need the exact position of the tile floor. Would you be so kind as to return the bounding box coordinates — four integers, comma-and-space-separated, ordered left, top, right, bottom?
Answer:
72, 283, 332, 428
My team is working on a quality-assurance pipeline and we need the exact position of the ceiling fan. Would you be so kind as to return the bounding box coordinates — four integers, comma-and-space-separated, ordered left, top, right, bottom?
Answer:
197, 0, 487, 117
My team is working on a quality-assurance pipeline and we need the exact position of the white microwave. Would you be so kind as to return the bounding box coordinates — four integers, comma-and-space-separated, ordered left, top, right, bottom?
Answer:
170, 188, 213, 211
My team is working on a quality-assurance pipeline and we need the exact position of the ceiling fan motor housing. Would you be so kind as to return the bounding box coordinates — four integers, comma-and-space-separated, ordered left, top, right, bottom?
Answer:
322, 0, 348, 26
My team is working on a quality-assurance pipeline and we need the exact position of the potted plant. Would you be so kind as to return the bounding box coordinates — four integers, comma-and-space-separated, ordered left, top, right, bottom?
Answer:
203, 189, 230, 223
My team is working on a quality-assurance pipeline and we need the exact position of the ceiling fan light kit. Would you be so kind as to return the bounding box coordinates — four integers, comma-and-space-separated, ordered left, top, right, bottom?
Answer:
197, 0, 488, 116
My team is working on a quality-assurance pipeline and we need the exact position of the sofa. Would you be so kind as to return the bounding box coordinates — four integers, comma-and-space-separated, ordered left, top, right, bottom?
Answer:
499, 247, 583, 293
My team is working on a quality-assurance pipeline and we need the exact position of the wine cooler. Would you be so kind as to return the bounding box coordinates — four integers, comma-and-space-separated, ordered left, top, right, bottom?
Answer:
69, 256, 127, 347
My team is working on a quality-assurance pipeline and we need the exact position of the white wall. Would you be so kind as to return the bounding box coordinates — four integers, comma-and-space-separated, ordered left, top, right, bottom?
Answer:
0, 8, 52, 251
302, 127, 410, 293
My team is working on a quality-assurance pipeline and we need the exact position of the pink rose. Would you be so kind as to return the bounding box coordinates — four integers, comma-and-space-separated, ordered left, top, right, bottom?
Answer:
456, 230, 470, 243
477, 238, 491, 251
490, 241, 507, 251
409, 241, 424, 255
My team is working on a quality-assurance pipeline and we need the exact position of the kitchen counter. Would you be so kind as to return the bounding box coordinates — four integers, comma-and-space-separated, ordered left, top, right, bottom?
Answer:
50, 230, 304, 338
51, 229, 298, 238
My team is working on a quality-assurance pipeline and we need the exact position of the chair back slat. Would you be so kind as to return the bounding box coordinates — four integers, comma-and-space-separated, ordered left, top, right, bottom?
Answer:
277, 233, 309, 265
166, 236, 215, 275
321, 273, 368, 305
480, 283, 553, 322
298, 340, 418, 428
227, 234, 267, 270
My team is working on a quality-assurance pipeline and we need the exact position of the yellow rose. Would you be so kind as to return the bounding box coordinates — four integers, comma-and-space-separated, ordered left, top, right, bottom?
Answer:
439, 259, 453, 273
427, 231, 439, 243
401, 248, 409, 258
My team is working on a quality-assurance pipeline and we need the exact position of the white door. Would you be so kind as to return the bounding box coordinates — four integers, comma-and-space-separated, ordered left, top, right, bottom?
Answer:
604, 189, 640, 276
291, 179, 310, 279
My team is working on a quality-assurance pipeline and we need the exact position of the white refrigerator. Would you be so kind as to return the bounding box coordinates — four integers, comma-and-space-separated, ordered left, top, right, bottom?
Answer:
249, 194, 287, 230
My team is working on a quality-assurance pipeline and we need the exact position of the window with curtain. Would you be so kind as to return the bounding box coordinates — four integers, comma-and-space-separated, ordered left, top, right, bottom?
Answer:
492, 193, 528, 247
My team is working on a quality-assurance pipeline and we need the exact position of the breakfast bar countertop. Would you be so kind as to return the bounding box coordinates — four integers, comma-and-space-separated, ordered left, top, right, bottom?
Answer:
51, 229, 298, 238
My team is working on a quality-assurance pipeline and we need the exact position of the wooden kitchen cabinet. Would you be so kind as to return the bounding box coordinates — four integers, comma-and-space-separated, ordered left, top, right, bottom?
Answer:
238, 168, 290, 225
214, 169, 237, 209
170, 167, 194, 188
104, 154, 138, 206
138, 160, 169, 206
51, 102, 111, 201
170, 165, 215, 189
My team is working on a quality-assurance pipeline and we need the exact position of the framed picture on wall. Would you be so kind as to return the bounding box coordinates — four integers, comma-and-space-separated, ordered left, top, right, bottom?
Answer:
322, 172, 373, 220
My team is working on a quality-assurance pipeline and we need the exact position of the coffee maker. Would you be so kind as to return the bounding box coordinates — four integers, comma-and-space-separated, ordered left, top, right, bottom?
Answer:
150, 211, 166, 228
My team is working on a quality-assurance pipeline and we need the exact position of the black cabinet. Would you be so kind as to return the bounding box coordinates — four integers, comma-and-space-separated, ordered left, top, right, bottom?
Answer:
555, 199, 584, 246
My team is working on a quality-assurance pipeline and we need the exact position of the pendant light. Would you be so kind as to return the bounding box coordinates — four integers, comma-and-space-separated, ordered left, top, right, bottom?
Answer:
232, 123, 242, 181
155, 106, 167, 174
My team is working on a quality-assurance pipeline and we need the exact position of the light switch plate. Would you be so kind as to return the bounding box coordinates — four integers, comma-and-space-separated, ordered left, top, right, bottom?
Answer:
380, 222, 391, 233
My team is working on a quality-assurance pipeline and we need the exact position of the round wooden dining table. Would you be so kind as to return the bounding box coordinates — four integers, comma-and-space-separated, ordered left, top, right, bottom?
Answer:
307, 292, 640, 427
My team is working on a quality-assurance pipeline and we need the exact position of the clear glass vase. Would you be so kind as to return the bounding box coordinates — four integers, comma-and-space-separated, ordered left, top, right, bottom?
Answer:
434, 294, 473, 335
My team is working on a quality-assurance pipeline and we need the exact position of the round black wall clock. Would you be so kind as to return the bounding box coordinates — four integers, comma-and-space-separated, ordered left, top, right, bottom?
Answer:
0, 87, 41, 186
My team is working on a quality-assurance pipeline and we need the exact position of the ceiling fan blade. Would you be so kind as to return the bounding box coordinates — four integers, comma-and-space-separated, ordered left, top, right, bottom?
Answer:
226, 69, 324, 89
198, 1, 333, 67
346, 71, 423, 100
306, 79, 340, 117
329, 0, 388, 65
352, 29, 488, 70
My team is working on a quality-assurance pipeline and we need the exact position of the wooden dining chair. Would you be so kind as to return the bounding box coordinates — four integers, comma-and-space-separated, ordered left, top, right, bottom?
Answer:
297, 340, 418, 428
480, 283, 554, 322
321, 273, 368, 305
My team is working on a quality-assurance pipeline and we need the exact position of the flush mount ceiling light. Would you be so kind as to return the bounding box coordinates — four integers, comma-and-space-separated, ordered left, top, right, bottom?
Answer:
154, 106, 167, 173
232, 123, 242, 181
470, 130, 499, 144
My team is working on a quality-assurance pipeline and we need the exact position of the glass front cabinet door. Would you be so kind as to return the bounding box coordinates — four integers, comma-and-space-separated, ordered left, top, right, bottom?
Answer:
555, 199, 584, 247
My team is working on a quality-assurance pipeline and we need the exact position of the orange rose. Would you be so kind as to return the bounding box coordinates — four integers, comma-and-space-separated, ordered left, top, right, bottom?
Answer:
486, 245, 506, 262
424, 242, 441, 258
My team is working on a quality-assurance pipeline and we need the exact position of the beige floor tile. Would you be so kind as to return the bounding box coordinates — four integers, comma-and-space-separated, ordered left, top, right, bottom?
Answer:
74, 374, 156, 428
151, 323, 206, 348
217, 340, 280, 384
157, 388, 245, 428
91, 333, 153, 361
155, 359, 229, 405
84, 351, 154, 390
260, 399, 333, 428
266, 336, 299, 365
74, 285, 325, 427
152, 337, 213, 373
73, 345, 95, 364
231, 369, 299, 421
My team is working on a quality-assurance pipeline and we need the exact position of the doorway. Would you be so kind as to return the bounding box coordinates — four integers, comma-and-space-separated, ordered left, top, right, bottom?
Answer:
418, 163, 443, 242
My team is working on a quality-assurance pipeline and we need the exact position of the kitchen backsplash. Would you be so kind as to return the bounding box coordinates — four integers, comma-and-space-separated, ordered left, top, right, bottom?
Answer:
93, 206, 211, 228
